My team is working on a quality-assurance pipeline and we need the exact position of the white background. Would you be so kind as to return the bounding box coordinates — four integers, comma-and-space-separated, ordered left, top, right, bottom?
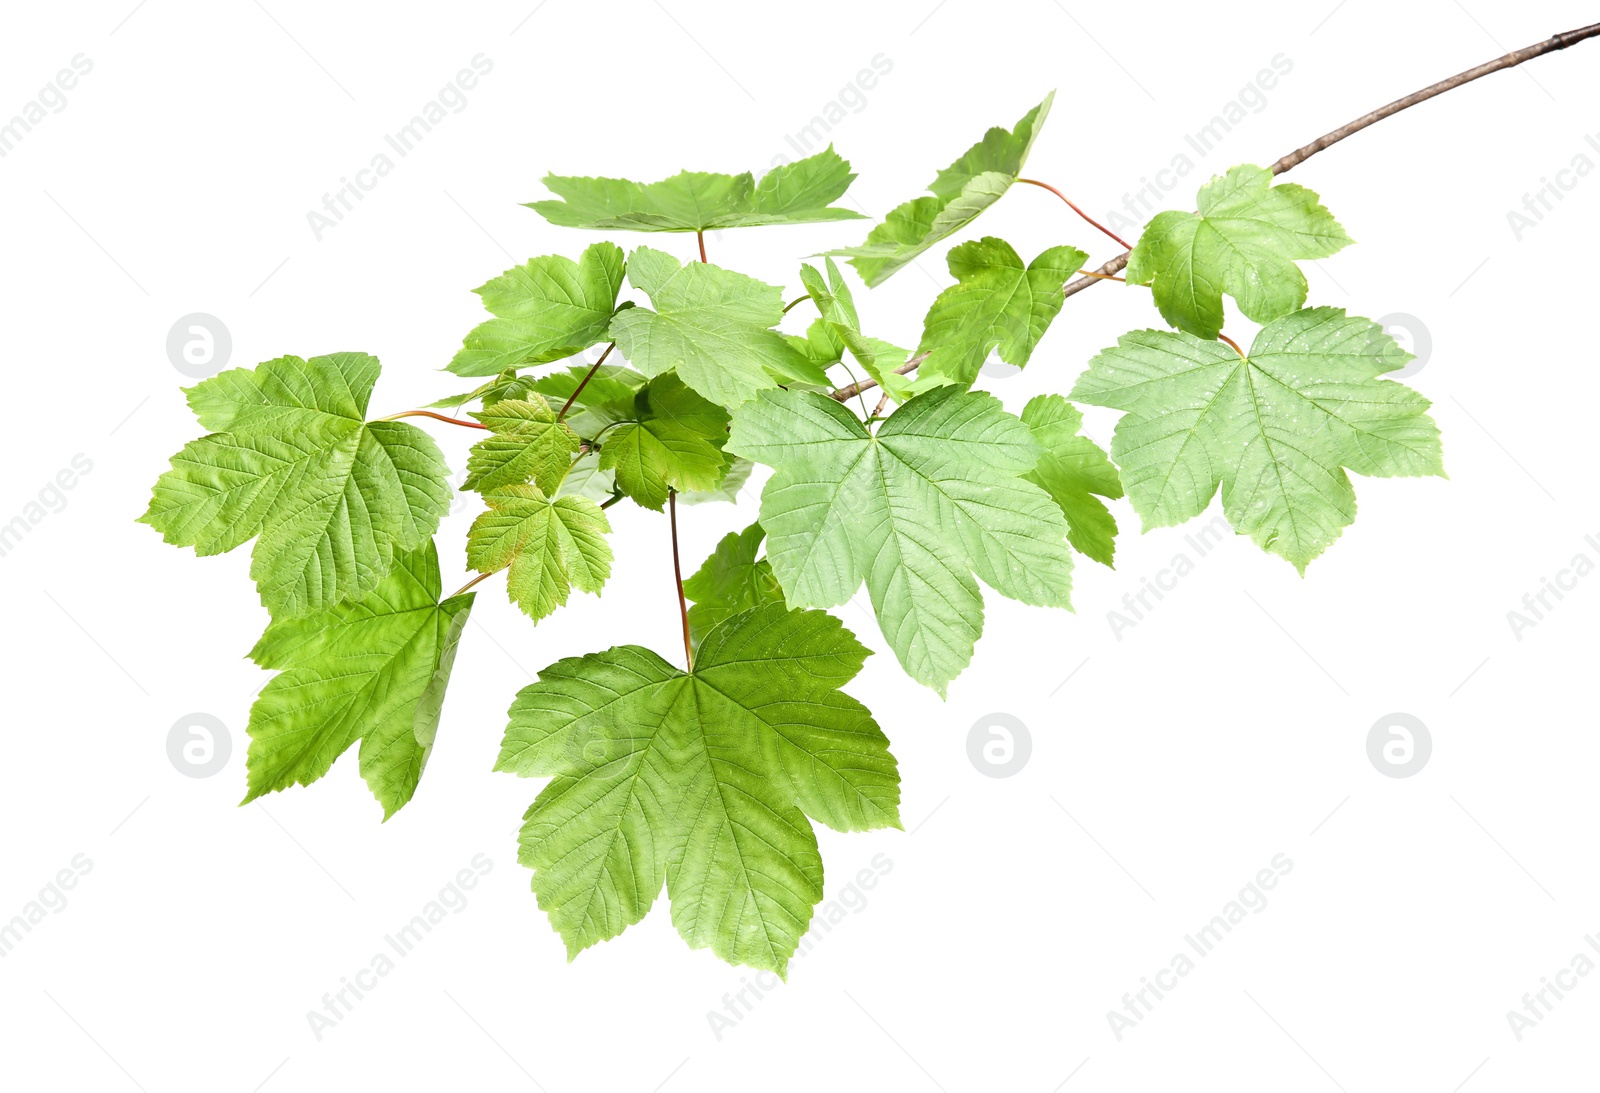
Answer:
2, 1, 1597, 1089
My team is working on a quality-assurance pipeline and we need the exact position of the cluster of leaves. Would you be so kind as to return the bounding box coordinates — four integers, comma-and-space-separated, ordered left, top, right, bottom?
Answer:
143, 94, 1443, 976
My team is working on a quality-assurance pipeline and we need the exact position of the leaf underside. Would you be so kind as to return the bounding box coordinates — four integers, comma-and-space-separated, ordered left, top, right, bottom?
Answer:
497, 604, 900, 975
1071, 307, 1444, 571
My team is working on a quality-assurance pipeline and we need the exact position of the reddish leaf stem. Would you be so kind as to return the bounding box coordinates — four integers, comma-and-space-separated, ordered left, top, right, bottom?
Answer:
449, 569, 496, 598
697, 230, 707, 263
827, 25, 1600, 404
1018, 177, 1132, 250
1217, 333, 1247, 358
377, 410, 488, 429
669, 489, 692, 670
558, 342, 616, 420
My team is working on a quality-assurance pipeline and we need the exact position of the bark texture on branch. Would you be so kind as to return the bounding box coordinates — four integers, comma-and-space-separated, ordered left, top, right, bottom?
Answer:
828, 22, 1600, 403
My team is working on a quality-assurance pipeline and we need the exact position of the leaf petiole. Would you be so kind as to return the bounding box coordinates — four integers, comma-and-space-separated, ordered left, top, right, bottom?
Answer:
1018, 177, 1132, 250
375, 409, 489, 430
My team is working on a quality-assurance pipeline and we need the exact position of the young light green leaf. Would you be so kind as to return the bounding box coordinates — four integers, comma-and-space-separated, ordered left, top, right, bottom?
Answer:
1019, 395, 1123, 567
242, 541, 473, 819
1070, 307, 1444, 571
828, 93, 1054, 286
608, 247, 818, 408
798, 258, 928, 401
680, 455, 753, 505
916, 238, 1088, 384
464, 394, 580, 495
448, 243, 625, 376
466, 484, 612, 621
496, 603, 898, 973
527, 148, 866, 232
597, 372, 729, 511
727, 385, 1073, 694
429, 370, 541, 411
141, 352, 451, 618
682, 523, 785, 648
1125, 165, 1354, 340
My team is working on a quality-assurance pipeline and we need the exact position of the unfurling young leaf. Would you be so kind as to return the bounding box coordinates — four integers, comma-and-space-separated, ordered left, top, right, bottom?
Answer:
242, 541, 474, 819
448, 242, 626, 376
796, 258, 934, 402
597, 372, 730, 510
1125, 165, 1354, 340
915, 237, 1088, 385
682, 523, 785, 648
829, 92, 1054, 286
464, 394, 580, 495
527, 147, 866, 232
728, 385, 1073, 694
608, 247, 824, 409
466, 484, 612, 622
141, 352, 451, 618
497, 603, 899, 975
1071, 307, 1444, 571
1020, 395, 1123, 567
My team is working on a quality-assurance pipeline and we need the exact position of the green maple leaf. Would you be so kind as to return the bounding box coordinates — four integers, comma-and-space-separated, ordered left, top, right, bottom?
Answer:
916, 238, 1088, 384
141, 352, 451, 618
728, 385, 1073, 694
828, 93, 1054, 286
682, 523, 785, 648
242, 541, 473, 819
1125, 165, 1354, 340
597, 372, 729, 511
448, 243, 626, 376
608, 247, 823, 408
1019, 395, 1123, 567
464, 394, 580, 495
466, 484, 612, 621
527, 147, 866, 232
1070, 307, 1445, 571
496, 603, 899, 974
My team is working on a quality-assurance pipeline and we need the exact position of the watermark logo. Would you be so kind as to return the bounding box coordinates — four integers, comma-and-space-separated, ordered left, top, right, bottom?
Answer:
1107, 853, 1293, 1040
1103, 54, 1294, 236
1506, 132, 1599, 241
0, 854, 93, 959
1366, 713, 1430, 778
167, 713, 231, 778
167, 313, 232, 378
769, 54, 894, 169
1106, 516, 1228, 639
307, 854, 493, 1040
1506, 533, 1600, 641
967, 713, 1031, 778
0, 54, 93, 160
1373, 313, 1432, 379
0, 453, 95, 561
307, 54, 495, 241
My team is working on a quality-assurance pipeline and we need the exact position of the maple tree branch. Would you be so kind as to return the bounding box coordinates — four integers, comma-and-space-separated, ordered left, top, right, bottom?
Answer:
557, 342, 616, 420
376, 409, 489, 429
669, 489, 693, 670
829, 21, 1600, 402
